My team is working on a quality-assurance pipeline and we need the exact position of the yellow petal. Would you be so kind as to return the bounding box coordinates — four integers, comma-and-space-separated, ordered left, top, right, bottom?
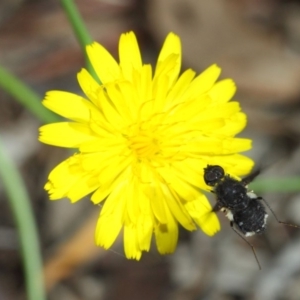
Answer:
79, 137, 127, 153
165, 69, 196, 108
180, 138, 222, 155
159, 167, 200, 201
42, 91, 94, 122
91, 183, 114, 204
137, 213, 153, 251
208, 79, 236, 104
152, 74, 169, 114
95, 213, 123, 250
114, 81, 140, 120
213, 112, 247, 136
164, 97, 211, 125
45, 181, 73, 200
125, 178, 140, 224
67, 174, 99, 202
77, 68, 102, 105
105, 82, 135, 122
154, 33, 181, 87
119, 32, 142, 81
136, 65, 153, 114
94, 86, 127, 127
184, 64, 221, 98
162, 186, 196, 231
95, 182, 127, 249
179, 137, 252, 156
124, 223, 142, 260
171, 159, 205, 188
148, 185, 167, 224
200, 102, 241, 121
157, 33, 181, 65
154, 204, 178, 254
90, 160, 131, 205
45, 155, 84, 201
208, 154, 254, 177
99, 180, 127, 217
39, 122, 97, 148
184, 194, 220, 236
222, 138, 252, 154
86, 42, 120, 84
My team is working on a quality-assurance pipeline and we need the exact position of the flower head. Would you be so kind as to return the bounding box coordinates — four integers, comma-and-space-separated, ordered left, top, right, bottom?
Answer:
39, 32, 254, 259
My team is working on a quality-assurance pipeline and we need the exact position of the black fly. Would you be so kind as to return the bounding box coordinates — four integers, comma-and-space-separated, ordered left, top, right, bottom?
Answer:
203, 165, 299, 269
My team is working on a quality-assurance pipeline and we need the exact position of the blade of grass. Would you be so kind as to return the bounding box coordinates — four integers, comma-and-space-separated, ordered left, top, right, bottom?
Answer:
60, 0, 100, 83
0, 66, 60, 124
250, 177, 300, 193
0, 137, 46, 300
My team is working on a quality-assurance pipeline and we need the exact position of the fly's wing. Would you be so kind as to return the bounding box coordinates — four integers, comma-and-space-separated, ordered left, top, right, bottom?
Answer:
241, 169, 261, 186
184, 194, 220, 236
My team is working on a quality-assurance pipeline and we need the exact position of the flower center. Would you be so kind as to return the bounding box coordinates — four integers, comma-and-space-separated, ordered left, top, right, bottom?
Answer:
128, 130, 161, 159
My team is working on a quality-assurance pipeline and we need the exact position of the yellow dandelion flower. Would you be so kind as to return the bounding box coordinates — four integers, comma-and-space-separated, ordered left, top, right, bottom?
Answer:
39, 32, 254, 260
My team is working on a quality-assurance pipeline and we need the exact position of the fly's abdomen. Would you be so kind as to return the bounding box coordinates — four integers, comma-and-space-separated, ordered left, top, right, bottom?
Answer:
234, 200, 268, 236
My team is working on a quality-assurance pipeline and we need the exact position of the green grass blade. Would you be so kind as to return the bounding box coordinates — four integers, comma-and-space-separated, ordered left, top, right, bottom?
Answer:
0, 137, 46, 300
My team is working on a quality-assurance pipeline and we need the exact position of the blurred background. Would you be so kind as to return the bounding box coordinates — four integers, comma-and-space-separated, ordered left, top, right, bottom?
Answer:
2, 0, 300, 299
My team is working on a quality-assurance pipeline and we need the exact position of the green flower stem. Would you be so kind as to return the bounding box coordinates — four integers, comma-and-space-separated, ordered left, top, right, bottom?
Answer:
60, 0, 100, 82
0, 66, 59, 124
250, 177, 300, 193
0, 137, 46, 300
